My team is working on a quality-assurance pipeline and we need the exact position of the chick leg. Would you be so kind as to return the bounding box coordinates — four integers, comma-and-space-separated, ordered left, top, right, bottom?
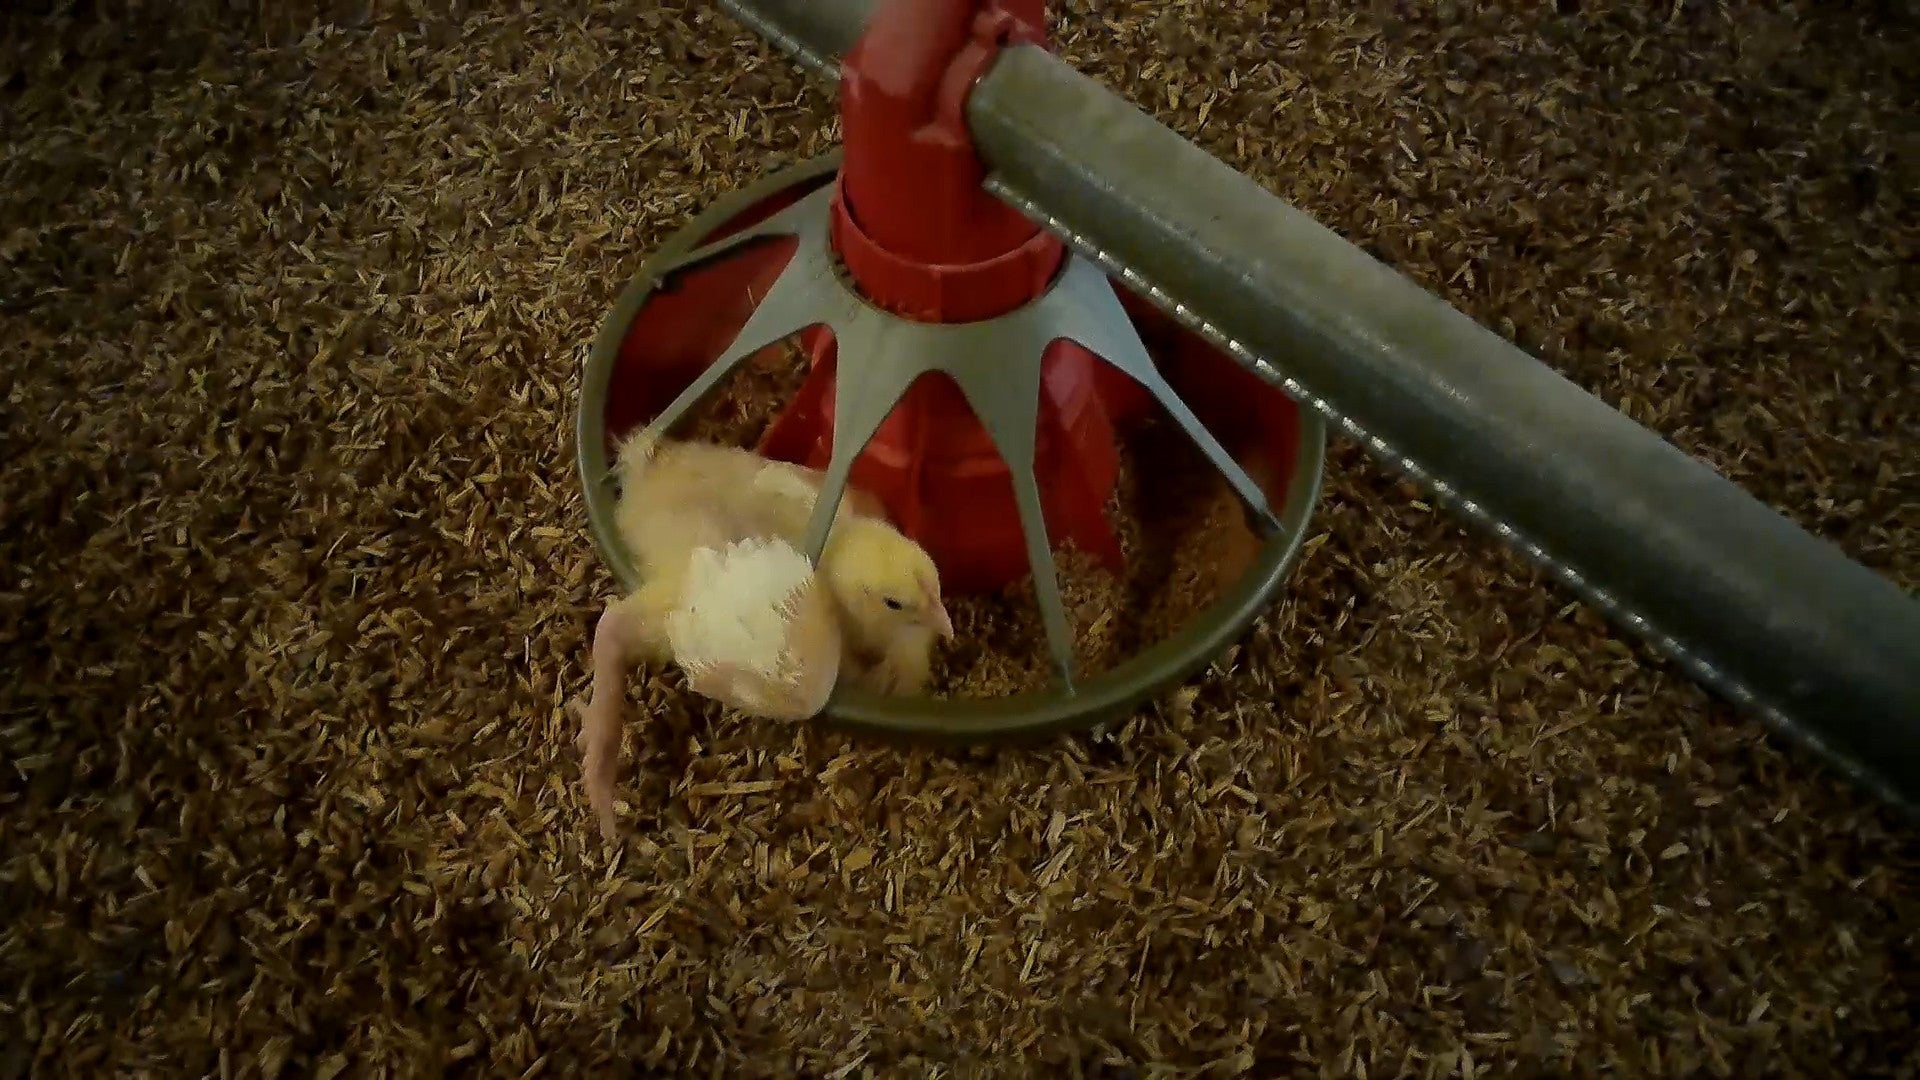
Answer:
578, 585, 673, 841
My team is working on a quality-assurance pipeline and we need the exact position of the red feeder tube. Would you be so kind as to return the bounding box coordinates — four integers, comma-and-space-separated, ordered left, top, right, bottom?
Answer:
752, 0, 1149, 594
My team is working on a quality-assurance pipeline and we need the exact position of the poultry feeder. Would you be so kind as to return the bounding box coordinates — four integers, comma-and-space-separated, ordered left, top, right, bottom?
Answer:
577, 0, 1324, 738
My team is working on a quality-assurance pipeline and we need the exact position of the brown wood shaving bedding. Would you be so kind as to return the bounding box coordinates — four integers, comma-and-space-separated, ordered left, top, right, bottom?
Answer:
3, 2, 1915, 1077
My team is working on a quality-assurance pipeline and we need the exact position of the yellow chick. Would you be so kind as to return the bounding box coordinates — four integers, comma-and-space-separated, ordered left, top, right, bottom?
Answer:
619, 435, 953, 693
576, 433, 951, 840
577, 434, 844, 841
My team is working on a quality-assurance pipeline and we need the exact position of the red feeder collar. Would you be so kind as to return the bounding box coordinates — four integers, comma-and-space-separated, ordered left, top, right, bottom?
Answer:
832, 0, 1062, 322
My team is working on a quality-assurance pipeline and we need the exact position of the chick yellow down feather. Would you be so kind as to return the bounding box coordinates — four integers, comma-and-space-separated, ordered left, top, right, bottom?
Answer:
578, 432, 952, 843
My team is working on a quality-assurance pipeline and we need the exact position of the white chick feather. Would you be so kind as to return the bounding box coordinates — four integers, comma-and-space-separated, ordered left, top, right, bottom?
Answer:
666, 536, 814, 689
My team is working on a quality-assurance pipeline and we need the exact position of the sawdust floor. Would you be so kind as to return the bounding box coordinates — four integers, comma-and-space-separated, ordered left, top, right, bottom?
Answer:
3, 1, 1917, 1076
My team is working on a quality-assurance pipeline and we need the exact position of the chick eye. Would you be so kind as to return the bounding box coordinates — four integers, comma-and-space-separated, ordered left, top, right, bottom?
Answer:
883, 597, 905, 611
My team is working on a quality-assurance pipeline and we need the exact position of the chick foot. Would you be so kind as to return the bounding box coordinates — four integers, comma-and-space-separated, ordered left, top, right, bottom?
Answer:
576, 699, 625, 842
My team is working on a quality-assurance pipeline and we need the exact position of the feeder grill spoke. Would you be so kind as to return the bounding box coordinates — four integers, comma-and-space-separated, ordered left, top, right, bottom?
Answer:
1007, 459, 1076, 689
642, 296, 809, 440
802, 319, 927, 564
651, 226, 849, 441
799, 458, 849, 567
654, 225, 784, 280
939, 334, 1077, 689
1045, 258, 1281, 533
653, 186, 829, 280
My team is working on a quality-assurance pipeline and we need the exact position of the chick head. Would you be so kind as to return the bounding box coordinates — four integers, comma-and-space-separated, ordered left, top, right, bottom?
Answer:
821, 517, 954, 644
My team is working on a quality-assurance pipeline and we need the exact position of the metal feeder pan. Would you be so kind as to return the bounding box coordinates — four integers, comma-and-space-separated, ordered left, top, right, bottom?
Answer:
578, 151, 1326, 742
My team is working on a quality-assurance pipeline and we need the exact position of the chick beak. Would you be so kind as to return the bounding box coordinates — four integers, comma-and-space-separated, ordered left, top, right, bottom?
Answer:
930, 600, 954, 641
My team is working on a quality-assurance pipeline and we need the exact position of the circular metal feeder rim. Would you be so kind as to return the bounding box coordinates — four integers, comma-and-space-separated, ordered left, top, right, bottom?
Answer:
577, 150, 1327, 742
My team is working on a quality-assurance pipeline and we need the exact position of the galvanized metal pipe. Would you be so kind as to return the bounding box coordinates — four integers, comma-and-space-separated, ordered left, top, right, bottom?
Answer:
713, 0, 1920, 811
716, 0, 866, 80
